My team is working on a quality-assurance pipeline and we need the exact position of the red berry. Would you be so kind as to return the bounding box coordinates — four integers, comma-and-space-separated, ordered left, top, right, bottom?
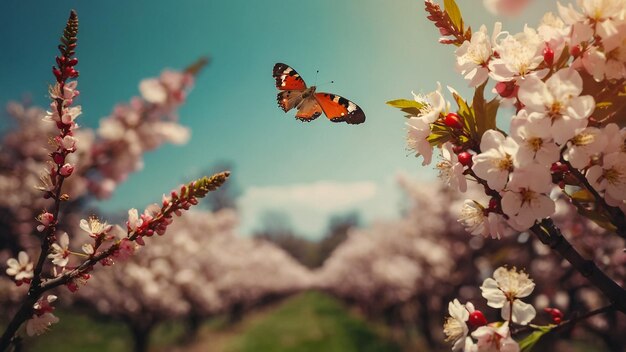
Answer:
488, 198, 498, 210
444, 112, 463, 130
458, 151, 472, 166
468, 310, 488, 328
452, 145, 464, 154
543, 45, 555, 66
570, 45, 581, 57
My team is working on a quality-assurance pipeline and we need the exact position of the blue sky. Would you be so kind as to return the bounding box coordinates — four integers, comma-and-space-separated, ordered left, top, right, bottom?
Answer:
0, 0, 555, 238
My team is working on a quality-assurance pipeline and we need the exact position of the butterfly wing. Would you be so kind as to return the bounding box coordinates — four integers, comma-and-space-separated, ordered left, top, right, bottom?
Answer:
277, 90, 305, 112
273, 63, 307, 91
314, 93, 366, 125
294, 96, 323, 122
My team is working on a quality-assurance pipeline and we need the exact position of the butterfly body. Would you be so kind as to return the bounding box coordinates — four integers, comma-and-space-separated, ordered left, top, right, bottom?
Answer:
273, 63, 365, 125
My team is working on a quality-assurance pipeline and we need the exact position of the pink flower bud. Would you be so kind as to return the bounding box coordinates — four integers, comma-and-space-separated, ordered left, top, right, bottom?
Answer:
59, 163, 74, 177
66, 281, 79, 293
543, 45, 554, 66
37, 212, 55, 232
544, 307, 563, 324
52, 67, 62, 81
495, 81, 517, 98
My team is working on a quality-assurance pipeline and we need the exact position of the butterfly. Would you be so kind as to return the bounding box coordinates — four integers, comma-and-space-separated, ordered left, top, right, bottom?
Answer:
273, 63, 365, 125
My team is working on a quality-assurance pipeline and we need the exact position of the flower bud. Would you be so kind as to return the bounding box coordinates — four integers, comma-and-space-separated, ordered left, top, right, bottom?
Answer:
52, 67, 62, 82
488, 198, 498, 210
570, 45, 581, 57
444, 112, 463, 130
544, 307, 563, 324
495, 81, 516, 98
66, 281, 79, 293
543, 45, 554, 66
59, 163, 74, 177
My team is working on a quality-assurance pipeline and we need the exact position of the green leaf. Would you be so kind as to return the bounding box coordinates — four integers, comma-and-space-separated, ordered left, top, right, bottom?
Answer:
472, 82, 499, 142
386, 99, 425, 118
427, 124, 453, 146
519, 326, 553, 352
450, 89, 478, 141
444, 0, 463, 32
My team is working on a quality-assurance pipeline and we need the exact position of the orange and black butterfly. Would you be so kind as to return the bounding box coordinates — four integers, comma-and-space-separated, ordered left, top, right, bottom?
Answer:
273, 63, 365, 125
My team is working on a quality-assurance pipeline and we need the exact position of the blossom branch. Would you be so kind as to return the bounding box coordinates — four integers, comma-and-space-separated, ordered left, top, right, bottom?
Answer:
530, 219, 626, 314
424, 0, 471, 46
0, 172, 229, 351
30, 10, 80, 290
560, 157, 626, 239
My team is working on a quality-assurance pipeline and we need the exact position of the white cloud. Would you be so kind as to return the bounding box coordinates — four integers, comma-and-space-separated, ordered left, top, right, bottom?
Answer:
237, 180, 399, 239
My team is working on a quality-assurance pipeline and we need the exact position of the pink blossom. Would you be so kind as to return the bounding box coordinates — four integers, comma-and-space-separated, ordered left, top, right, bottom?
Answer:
36, 212, 55, 232
59, 163, 74, 177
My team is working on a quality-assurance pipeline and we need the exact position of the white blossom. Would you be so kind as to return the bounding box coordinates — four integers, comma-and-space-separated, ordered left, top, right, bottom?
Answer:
480, 267, 536, 325
437, 143, 467, 192
501, 166, 555, 231
472, 130, 518, 191
510, 111, 560, 167
443, 299, 470, 351
48, 232, 70, 267
563, 127, 607, 169
6, 251, 34, 281
517, 68, 595, 144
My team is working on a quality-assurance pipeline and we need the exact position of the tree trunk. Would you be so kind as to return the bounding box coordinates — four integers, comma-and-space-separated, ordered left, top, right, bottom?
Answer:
128, 321, 154, 352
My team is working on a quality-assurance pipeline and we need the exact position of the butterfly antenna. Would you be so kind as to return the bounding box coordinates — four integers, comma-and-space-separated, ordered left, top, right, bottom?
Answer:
314, 69, 320, 86
317, 80, 335, 88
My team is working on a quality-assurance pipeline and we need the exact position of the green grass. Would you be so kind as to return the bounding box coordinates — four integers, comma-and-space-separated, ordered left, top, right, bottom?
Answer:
9, 292, 402, 352
23, 311, 133, 352
223, 292, 401, 352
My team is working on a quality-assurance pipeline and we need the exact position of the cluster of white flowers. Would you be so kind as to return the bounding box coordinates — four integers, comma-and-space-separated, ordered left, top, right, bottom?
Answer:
444, 266, 536, 352
407, 0, 626, 239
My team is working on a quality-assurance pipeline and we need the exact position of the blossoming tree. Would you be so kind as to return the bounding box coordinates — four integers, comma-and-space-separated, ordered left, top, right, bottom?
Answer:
388, 0, 626, 350
0, 11, 229, 351
72, 209, 312, 352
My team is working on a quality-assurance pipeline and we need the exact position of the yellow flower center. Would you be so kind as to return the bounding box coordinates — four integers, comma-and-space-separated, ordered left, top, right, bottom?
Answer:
604, 167, 622, 185
527, 137, 543, 152
443, 317, 464, 342
571, 132, 595, 146
497, 154, 514, 171
548, 102, 562, 120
